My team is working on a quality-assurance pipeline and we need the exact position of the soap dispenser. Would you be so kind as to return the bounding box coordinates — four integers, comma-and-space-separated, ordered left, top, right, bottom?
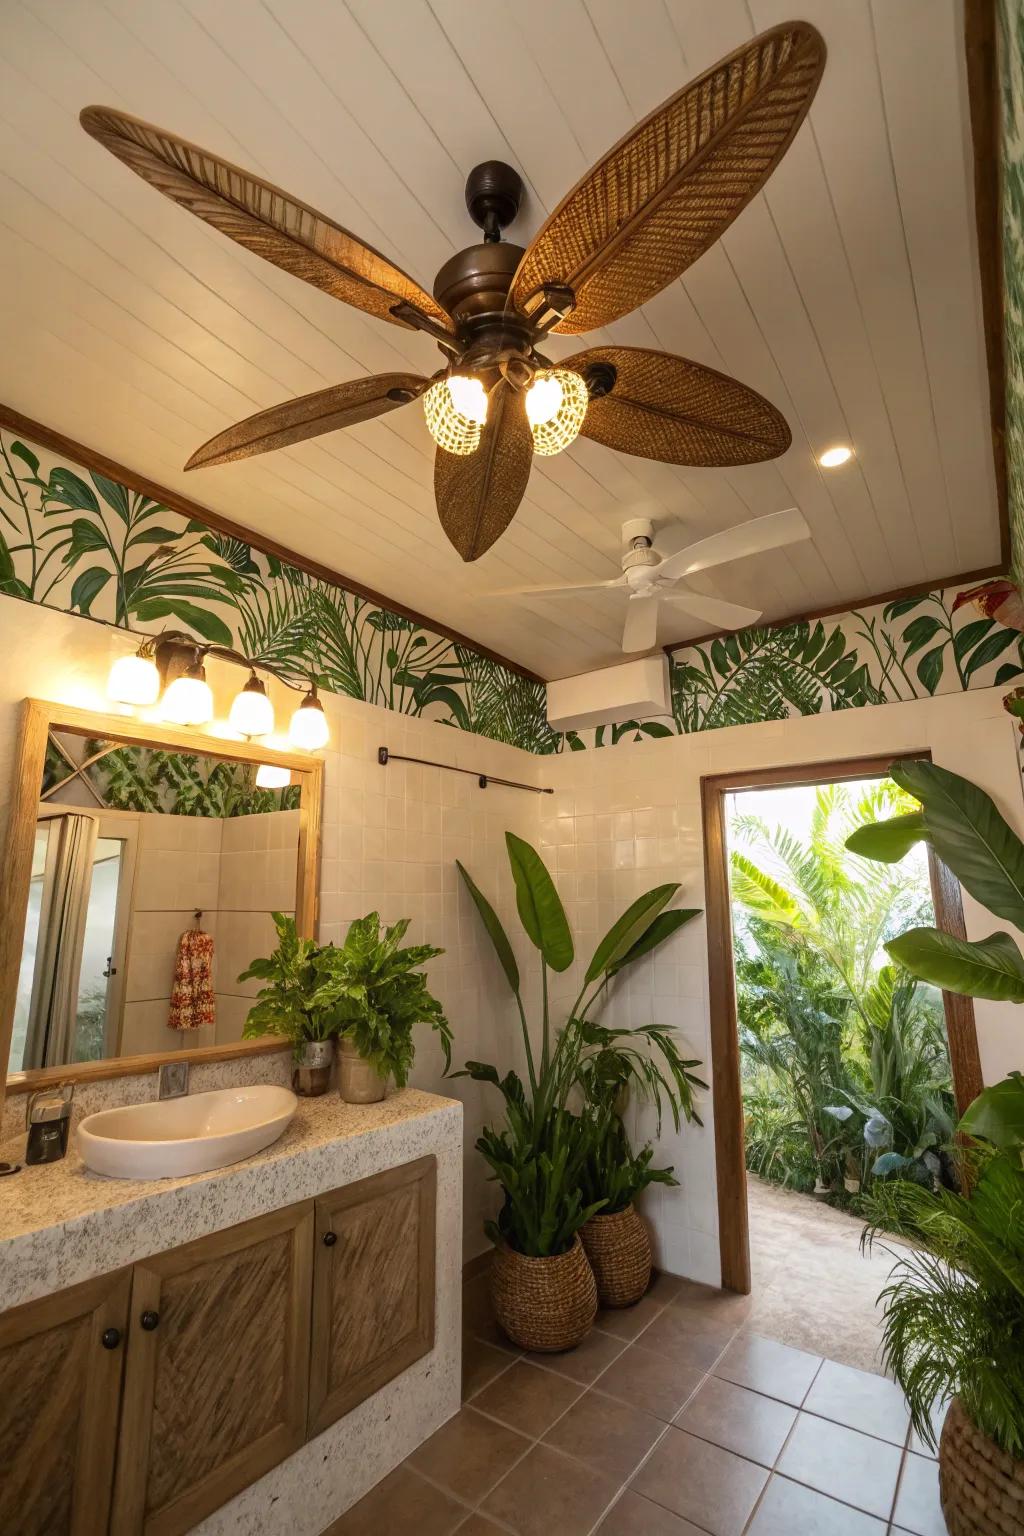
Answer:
25, 1084, 74, 1165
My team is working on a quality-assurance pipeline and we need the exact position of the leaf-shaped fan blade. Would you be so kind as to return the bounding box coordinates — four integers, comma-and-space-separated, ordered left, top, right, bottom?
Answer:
435, 381, 534, 562
656, 507, 810, 581
663, 591, 762, 630
512, 23, 824, 334
564, 347, 790, 466
623, 595, 660, 652
80, 107, 454, 335
185, 374, 429, 470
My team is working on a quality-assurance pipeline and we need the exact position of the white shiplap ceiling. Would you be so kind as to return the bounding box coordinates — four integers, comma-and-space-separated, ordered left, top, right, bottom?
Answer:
0, 0, 1000, 679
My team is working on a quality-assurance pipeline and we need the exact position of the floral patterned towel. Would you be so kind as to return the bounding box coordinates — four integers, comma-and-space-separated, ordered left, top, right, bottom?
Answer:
168, 929, 215, 1031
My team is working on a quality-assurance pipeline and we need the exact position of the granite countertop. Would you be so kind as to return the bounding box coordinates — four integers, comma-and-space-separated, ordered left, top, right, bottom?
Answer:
0, 1088, 462, 1311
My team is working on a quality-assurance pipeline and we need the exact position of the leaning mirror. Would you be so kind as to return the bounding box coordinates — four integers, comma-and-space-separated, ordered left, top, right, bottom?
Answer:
2, 701, 321, 1089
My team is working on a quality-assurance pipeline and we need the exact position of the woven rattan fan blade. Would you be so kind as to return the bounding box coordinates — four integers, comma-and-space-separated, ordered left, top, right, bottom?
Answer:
564, 346, 790, 466
511, 23, 824, 335
185, 375, 429, 470
80, 107, 454, 335
435, 381, 533, 561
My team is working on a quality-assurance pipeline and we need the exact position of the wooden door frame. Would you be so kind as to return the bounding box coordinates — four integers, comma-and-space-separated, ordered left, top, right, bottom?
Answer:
700, 751, 984, 1296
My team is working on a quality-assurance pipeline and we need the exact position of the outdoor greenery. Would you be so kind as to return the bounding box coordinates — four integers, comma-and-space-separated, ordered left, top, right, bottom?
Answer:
456, 838, 705, 1256
730, 782, 955, 1201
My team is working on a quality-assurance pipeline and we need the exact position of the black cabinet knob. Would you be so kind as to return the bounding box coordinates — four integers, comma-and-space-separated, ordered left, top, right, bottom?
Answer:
322, 1230, 337, 1247
140, 1310, 160, 1331
101, 1327, 122, 1350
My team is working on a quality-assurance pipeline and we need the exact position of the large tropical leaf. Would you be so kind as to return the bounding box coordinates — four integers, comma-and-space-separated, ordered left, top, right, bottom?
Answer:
585, 884, 680, 983
886, 927, 1024, 1003
959, 1073, 1024, 1152
456, 860, 520, 994
610, 908, 702, 973
505, 832, 573, 972
845, 812, 928, 863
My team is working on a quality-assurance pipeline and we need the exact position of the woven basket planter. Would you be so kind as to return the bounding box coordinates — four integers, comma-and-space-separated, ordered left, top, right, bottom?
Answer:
489, 1236, 597, 1352
940, 1398, 1024, 1536
580, 1204, 652, 1309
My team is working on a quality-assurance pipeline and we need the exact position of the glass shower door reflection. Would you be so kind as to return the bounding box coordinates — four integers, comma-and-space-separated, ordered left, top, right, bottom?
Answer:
73, 837, 124, 1062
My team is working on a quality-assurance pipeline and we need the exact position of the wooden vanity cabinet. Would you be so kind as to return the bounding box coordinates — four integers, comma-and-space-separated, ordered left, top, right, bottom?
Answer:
0, 1267, 131, 1536
308, 1154, 436, 1437
110, 1201, 313, 1536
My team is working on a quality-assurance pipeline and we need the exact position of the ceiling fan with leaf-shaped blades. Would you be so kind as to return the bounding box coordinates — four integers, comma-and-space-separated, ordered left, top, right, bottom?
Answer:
80, 23, 824, 563
490, 507, 812, 653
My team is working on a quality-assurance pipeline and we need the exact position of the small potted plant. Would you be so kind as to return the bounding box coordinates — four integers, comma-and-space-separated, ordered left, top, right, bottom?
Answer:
315, 912, 452, 1103
578, 1106, 678, 1308
239, 913, 335, 1095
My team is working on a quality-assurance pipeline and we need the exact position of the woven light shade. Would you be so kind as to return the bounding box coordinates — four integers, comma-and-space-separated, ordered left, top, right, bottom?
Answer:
423, 376, 487, 456
527, 368, 589, 456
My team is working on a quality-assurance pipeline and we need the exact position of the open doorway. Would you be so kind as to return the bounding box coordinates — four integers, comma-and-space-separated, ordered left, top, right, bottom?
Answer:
701, 754, 982, 1373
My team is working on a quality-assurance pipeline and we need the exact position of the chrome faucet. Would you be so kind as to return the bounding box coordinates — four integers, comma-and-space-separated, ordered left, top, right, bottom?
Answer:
158, 1061, 189, 1100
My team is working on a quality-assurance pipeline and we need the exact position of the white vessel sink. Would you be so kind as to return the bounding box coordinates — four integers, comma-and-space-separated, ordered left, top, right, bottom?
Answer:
76, 1085, 298, 1180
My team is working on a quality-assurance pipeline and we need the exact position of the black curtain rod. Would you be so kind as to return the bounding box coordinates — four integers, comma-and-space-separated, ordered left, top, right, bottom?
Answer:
378, 746, 552, 795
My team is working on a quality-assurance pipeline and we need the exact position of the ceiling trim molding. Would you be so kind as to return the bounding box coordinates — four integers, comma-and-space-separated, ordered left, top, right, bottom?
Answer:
965, 0, 1010, 569
0, 402, 542, 685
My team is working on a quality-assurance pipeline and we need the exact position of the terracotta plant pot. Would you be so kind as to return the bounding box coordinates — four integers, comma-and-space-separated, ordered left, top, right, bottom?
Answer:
580, 1204, 652, 1308
338, 1038, 387, 1104
939, 1398, 1024, 1536
292, 1039, 333, 1097
490, 1234, 597, 1352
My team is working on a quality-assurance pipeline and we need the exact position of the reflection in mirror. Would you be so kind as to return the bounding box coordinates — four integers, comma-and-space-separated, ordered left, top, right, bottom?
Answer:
7, 730, 302, 1076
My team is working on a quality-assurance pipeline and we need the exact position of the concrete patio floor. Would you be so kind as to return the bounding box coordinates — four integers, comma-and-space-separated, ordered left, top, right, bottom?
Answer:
743, 1175, 912, 1376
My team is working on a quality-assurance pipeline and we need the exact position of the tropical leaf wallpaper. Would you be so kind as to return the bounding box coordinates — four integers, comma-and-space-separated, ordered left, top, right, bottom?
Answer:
0, 430, 558, 754
42, 734, 299, 818
1001, 0, 1024, 582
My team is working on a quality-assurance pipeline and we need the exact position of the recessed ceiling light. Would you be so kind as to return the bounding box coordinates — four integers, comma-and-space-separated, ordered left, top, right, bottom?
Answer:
818, 445, 853, 468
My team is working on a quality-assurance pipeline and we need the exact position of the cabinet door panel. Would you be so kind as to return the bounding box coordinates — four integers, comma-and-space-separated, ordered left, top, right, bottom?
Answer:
309, 1156, 435, 1436
112, 1202, 313, 1536
0, 1269, 130, 1536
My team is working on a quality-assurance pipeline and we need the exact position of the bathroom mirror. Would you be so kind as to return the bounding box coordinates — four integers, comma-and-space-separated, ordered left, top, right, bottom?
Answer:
1, 700, 322, 1094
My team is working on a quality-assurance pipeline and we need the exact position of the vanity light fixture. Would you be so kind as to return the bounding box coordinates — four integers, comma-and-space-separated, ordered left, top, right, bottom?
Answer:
289, 684, 329, 751
107, 644, 161, 706
161, 654, 215, 727
228, 672, 275, 738
255, 762, 291, 790
818, 444, 853, 468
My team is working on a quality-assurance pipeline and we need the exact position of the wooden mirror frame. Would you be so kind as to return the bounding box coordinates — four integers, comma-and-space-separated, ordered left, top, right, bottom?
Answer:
0, 699, 323, 1103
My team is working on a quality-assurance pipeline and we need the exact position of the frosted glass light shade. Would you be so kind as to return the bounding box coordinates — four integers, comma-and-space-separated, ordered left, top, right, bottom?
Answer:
423, 374, 488, 455
526, 369, 588, 456
289, 690, 329, 750
161, 668, 214, 727
255, 763, 291, 790
229, 675, 274, 738
107, 651, 161, 706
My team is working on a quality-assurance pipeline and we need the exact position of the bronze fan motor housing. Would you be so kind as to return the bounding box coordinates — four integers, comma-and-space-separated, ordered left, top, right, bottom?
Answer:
79, 22, 825, 561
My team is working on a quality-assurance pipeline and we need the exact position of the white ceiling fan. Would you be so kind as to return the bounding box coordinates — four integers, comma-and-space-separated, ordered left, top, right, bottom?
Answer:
489, 508, 812, 653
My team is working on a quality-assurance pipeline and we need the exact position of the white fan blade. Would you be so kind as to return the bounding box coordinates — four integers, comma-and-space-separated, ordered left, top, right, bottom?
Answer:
487, 577, 627, 598
657, 507, 810, 583
622, 594, 660, 652
664, 591, 762, 630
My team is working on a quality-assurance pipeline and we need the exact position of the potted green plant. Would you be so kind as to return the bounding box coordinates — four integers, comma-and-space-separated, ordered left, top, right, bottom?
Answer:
239, 913, 336, 1095
313, 912, 452, 1103
578, 1106, 678, 1308
456, 833, 705, 1351
848, 761, 1024, 1533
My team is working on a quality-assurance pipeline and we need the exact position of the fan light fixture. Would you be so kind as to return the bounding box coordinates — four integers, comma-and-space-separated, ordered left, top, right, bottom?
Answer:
526, 368, 589, 456
423, 374, 488, 455
107, 648, 160, 706
289, 685, 329, 751
255, 763, 291, 790
818, 444, 853, 468
161, 657, 214, 727
228, 672, 274, 738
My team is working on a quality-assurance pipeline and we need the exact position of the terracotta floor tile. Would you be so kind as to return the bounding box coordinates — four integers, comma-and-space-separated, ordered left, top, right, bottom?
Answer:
891, 1452, 946, 1536
802, 1358, 909, 1445
596, 1340, 706, 1422
330, 1464, 466, 1536
408, 1407, 531, 1505
670, 1281, 753, 1328
463, 1335, 515, 1400
713, 1332, 822, 1407
631, 1426, 769, 1536
523, 1326, 626, 1384
646, 1271, 684, 1305
482, 1442, 621, 1536
640, 1307, 737, 1372
543, 1387, 666, 1482
775, 1413, 903, 1520
596, 1288, 668, 1341
674, 1375, 797, 1467
455, 1518, 510, 1536
745, 1475, 888, 1534
596, 1489, 707, 1535
471, 1359, 583, 1437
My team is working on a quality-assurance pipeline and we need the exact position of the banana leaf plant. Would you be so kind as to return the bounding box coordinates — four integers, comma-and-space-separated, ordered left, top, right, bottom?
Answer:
455, 833, 705, 1255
